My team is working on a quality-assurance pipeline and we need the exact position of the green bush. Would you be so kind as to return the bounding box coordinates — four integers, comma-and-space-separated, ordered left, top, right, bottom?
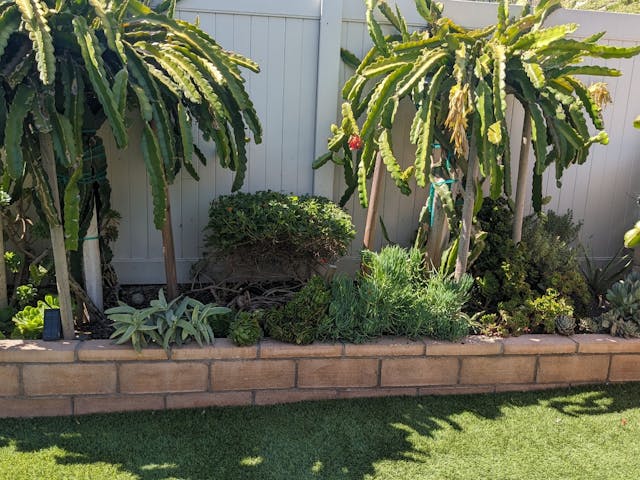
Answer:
228, 311, 263, 346
265, 276, 331, 345
471, 200, 592, 334
317, 246, 473, 343
204, 191, 355, 265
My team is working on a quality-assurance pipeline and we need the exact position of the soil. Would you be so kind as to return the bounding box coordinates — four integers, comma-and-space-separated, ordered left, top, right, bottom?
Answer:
83, 279, 304, 340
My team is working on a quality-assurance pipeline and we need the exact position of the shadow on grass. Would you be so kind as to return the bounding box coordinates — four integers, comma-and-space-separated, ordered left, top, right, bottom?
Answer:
0, 383, 639, 480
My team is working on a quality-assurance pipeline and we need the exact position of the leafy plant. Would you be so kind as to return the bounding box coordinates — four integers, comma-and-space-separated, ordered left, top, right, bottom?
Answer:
526, 289, 574, 334
228, 311, 263, 346
318, 246, 473, 343
581, 248, 632, 303
204, 191, 355, 269
11, 294, 59, 340
0, 0, 263, 330
472, 203, 591, 317
265, 277, 331, 345
107, 290, 230, 352
315, 0, 639, 276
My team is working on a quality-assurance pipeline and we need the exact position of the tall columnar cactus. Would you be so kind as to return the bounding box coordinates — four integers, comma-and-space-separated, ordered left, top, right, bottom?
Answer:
0, 0, 262, 335
315, 0, 640, 278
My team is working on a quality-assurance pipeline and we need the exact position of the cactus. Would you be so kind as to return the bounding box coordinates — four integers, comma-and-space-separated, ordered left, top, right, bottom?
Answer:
555, 315, 576, 336
228, 311, 263, 346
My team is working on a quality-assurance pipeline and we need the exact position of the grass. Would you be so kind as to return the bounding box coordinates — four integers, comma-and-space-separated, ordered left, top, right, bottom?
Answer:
1, 384, 640, 479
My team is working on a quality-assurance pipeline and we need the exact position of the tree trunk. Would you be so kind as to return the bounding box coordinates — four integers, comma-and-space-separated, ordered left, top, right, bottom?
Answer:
454, 138, 478, 281
512, 113, 532, 244
39, 133, 75, 339
82, 204, 103, 310
0, 215, 7, 309
161, 184, 178, 300
363, 152, 384, 252
425, 191, 450, 270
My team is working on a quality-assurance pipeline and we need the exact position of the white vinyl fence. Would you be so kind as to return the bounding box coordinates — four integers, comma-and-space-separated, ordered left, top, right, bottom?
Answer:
105, 0, 640, 283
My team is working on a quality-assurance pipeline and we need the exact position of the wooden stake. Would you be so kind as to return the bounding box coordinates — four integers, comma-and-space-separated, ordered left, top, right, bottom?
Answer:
512, 113, 532, 244
161, 184, 178, 300
39, 133, 75, 339
454, 138, 478, 281
82, 204, 103, 310
363, 152, 384, 252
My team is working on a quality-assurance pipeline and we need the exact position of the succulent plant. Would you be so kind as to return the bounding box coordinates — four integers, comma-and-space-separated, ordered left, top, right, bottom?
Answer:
598, 272, 640, 338
555, 315, 576, 336
229, 311, 263, 346
579, 317, 602, 334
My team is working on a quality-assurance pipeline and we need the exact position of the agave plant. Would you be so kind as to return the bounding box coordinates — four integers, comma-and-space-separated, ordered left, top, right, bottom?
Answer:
0, 0, 262, 336
315, 0, 640, 278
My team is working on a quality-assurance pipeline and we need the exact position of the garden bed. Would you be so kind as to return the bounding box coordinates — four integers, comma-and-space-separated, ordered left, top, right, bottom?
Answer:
1, 334, 639, 418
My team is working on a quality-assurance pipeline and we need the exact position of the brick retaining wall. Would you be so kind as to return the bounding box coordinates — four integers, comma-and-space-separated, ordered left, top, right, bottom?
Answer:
1, 334, 639, 417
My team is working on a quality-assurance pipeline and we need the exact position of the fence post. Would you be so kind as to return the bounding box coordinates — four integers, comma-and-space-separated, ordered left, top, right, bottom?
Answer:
312, 0, 344, 199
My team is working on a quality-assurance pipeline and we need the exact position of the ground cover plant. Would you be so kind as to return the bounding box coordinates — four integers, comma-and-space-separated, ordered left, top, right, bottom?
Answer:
1, 384, 640, 479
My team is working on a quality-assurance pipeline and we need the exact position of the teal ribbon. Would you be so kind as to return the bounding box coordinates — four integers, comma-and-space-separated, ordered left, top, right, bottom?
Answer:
428, 179, 457, 226
427, 147, 456, 226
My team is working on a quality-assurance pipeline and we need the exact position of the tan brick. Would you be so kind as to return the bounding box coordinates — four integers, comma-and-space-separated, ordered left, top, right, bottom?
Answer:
574, 334, 640, 354
0, 397, 72, 418
609, 355, 640, 382
381, 358, 458, 387
419, 385, 495, 396
171, 338, 257, 360
338, 388, 417, 399
260, 339, 342, 358
255, 389, 338, 405
212, 360, 295, 391
120, 362, 207, 394
0, 340, 77, 363
425, 336, 503, 356
78, 340, 168, 361
0, 366, 19, 396
503, 335, 577, 355
344, 337, 425, 357
495, 383, 568, 393
537, 355, 609, 383
166, 392, 252, 409
460, 356, 536, 385
24, 364, 116, 396
74, 395, 165, 415
298, 359, 378, 388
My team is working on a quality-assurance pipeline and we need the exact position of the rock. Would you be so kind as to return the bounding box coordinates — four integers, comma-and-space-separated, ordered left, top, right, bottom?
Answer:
130, 292, 146, 306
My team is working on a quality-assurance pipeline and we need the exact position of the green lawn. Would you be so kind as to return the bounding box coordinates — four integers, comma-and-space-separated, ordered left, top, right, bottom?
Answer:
1, 384, 640, 479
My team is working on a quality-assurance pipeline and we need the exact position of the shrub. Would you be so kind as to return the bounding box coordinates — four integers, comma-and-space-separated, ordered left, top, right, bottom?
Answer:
107, 291, 230, 352
471, 200, 592, 334
228, 311, 263, 346
204, 191, 355, 267
265, 276, 331, 345
317, 246, 473, 343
